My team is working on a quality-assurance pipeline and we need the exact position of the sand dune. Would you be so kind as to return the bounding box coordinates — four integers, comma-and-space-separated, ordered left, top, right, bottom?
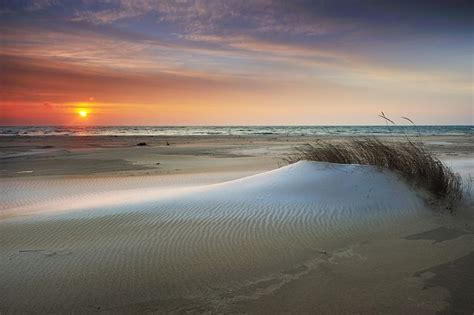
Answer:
0, 161, 471, 313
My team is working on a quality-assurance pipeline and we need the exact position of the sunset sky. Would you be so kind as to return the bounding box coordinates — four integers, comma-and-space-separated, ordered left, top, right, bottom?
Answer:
0, 0, 472, 125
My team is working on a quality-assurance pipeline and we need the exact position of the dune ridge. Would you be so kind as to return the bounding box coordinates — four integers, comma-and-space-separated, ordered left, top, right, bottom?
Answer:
1, 161, 432, 312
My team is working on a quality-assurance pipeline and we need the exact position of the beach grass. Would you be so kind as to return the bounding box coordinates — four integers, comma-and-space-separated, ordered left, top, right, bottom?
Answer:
285, 137, 463, 210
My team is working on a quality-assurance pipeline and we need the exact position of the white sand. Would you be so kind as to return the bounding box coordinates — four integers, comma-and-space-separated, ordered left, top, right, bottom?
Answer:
2, 161, 428, 218
1, 161, 472, 313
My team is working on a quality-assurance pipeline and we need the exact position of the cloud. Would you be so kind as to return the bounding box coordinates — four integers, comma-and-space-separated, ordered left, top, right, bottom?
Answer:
1, 0, 472, 125
26, 0, 59, 11
0, 17, 470, 104
0, 54, 288, 106
69, 0, 347, 40
66, 0, 473, 37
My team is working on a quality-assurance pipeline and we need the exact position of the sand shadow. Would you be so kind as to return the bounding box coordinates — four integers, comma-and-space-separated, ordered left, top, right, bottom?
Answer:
413, 251, 474, 314
404, 227, 473, 243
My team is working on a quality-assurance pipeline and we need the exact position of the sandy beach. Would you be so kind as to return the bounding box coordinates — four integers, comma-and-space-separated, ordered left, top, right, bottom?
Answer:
1, 135, 473, 313
2, 0, 472, 312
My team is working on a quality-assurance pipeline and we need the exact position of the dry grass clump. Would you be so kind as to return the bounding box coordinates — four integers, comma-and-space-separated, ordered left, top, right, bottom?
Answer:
285, 138, 463, 210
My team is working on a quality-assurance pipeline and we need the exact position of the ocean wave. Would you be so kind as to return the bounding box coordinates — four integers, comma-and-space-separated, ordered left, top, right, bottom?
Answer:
0, 126, 472, 137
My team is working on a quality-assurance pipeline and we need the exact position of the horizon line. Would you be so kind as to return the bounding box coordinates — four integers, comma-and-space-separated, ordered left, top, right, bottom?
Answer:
1, 124, 472, 128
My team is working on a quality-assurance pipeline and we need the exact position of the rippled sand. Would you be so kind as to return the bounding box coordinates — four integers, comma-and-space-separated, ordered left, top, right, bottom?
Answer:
1, 161, 473, 313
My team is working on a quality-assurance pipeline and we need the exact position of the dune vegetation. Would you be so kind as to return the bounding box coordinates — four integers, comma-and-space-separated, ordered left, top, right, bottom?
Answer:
285, 137, 463, 210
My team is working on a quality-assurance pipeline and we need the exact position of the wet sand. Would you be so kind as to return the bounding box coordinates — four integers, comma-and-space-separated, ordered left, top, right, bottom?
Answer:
0, 135, 473, 313
1, 134, 472, 178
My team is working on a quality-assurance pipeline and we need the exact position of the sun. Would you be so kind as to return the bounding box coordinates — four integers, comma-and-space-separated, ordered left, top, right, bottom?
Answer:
78, 109, 89, 118
74, 103, 92, 120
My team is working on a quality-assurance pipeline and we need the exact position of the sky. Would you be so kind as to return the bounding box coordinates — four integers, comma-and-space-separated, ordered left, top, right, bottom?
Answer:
0, 0, 472, 126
